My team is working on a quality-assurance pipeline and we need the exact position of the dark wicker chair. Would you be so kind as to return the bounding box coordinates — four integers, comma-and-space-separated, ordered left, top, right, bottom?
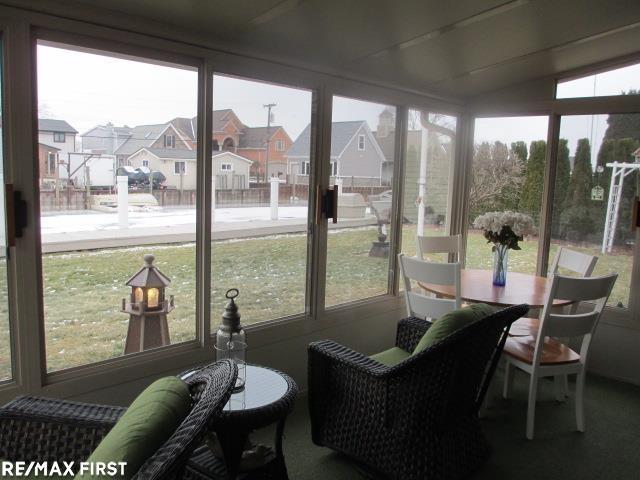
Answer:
308, 304, 530, 480
0, 360, 237, 480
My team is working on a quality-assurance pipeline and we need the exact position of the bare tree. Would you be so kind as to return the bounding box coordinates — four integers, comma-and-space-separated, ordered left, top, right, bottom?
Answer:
468, 141, 524, 216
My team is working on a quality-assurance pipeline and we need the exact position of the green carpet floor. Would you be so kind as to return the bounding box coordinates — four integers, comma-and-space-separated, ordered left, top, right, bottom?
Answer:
255, 373, 640, 479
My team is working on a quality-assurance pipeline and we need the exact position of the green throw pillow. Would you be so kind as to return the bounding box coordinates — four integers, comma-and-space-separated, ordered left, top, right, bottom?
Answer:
412, 303, 494, 355
75, 376, 191, 480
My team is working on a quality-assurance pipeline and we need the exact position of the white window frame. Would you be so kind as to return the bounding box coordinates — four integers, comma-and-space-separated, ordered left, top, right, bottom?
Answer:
330, 161, 338, 176
53, 131, 65, 143
357, 134, 365, 151
221, 162, 232, 172
174, 160, 187, 174
46, 152, 56, 174
275, 139, 285, 151
301, 160, 311, 175
164, 134, 176, 148
141, 159, 149, 167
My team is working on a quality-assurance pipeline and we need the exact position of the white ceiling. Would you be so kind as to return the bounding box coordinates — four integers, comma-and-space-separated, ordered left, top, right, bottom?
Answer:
11, 0, 640, 99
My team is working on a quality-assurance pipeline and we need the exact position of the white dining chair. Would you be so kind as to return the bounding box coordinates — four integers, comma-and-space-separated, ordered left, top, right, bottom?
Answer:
502, 273, 617, 439
417, 234, 462, 262
509, 247, 598, 398
398, 253, 461, 320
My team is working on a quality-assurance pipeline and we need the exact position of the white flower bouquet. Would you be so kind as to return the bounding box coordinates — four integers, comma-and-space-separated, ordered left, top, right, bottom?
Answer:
472, 211, 535, 250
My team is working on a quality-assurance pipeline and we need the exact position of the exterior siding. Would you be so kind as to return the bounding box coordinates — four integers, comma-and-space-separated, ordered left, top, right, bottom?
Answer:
38, 131, 76, 179
336, 126, 383, 181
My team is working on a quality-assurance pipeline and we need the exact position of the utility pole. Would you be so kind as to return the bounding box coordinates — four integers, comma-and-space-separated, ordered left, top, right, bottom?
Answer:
263, 103, 276, 183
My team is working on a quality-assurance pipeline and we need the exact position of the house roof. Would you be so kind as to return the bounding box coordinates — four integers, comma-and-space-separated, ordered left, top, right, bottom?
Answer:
213, 151, 253, 164
39, 143, 60, 151
126, 263, 171, 288
167, 117, 196, 140
134, 147, 198, 160
38, 119, 78, 134
81, 124, 133, 138
287, 121, 366, 158
114, 124, 172, 155
238, 126, 281, 148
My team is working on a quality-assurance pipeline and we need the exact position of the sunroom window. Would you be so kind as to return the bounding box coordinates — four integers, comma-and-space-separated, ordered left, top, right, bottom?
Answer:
37, 41, 199, 372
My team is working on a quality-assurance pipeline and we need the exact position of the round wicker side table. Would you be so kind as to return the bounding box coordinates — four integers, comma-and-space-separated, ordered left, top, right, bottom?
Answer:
183, 364, 297, 480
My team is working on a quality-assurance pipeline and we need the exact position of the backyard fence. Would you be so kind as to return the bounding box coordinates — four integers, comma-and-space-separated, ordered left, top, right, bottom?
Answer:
40, 184, 391, 211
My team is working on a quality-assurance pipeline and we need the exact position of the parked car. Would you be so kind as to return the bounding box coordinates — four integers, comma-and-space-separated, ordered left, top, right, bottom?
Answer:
116, 166, 147, 186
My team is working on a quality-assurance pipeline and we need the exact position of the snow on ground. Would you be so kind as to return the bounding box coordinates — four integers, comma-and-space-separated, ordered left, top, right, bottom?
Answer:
40, 206, 310, 234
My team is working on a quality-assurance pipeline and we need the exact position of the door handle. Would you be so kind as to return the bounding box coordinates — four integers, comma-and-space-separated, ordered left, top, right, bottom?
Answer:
316, 185, 338, 224
5, 184, 27, 247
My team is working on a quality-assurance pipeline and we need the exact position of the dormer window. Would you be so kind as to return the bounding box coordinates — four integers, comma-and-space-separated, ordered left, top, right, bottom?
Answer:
357, 134, 365, 151
164, 134, 176, 148
53, 132, 65, 143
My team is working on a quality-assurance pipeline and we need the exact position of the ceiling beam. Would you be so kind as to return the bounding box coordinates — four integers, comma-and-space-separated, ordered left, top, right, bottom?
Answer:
429, 19, 640, 86
248, 0, 305, 28
354, 0, 530, 62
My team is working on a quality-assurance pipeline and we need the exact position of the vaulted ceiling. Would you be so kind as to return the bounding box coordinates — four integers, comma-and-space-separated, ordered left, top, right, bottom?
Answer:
10, 0, 640, 99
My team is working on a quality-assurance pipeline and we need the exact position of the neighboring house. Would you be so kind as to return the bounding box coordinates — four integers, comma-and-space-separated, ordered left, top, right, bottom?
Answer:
168, 109, 293, 181
127, 148, 197, 190
80, 123, 133, 155
286, 120, 387, 186
633, 147, 640, 162
38, 119, 77, 179
127, 148, 251, 190
113, 122, 194, 167
38, 143, 60, 187
212, 151, 252, 190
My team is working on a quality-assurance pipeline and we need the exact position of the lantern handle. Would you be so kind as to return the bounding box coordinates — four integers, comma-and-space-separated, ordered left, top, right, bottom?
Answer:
225, 288, 239, 300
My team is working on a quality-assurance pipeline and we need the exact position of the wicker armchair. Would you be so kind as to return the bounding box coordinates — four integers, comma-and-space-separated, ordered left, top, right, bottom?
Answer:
0, 360, 237, 479
308, 304, 529, 480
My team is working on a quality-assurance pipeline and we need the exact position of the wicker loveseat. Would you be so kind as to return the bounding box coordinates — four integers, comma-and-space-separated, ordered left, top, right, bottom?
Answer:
0, 360, 237, 479
308, 304, 529, 480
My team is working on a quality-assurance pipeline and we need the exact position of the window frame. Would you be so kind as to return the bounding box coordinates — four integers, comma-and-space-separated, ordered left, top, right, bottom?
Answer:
357, 133, 365, 151
220, 162, 232, 172
174, 160, 187, 174
53, 131, 65, 142
275, 139, 285, 151
46, 152, 56, 174
164, 134, 176, 148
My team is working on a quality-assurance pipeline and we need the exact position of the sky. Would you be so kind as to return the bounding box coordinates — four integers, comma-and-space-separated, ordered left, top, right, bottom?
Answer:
38, 43, 637, 165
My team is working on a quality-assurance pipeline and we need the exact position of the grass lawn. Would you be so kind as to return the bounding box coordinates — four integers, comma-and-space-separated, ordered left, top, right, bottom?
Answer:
0, 225, 632, 378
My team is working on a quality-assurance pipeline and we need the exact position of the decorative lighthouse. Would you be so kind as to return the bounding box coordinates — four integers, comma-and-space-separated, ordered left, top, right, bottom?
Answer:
121, 254, 174, 354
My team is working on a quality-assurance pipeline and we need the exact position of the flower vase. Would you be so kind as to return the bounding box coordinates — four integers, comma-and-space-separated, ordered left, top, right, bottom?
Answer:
492, 244, 508, 286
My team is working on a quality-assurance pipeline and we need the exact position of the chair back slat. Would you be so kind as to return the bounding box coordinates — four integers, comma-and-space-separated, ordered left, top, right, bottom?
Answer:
406, 291, 458, 320
417, 234, 462, 261
552, 274, 616, 302
550, 247, 597, 277
399, 254, 461, 320
544, 311, 600, 338
400, 254, 459, 285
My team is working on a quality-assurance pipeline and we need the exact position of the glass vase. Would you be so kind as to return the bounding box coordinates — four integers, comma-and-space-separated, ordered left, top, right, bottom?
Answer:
492, 244, 508, 286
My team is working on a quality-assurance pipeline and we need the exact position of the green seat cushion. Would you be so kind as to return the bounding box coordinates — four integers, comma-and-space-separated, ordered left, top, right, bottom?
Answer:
76, 376, 191, 480
370, 347, 411, 367
413, 303, 494, 355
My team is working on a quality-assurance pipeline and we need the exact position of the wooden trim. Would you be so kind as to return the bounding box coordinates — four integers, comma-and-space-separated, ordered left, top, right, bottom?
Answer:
536, 114, 557, 276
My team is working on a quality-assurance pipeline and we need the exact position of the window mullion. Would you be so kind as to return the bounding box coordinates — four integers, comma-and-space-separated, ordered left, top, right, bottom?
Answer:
389, 105, 407, 296
536, 114, 559, 277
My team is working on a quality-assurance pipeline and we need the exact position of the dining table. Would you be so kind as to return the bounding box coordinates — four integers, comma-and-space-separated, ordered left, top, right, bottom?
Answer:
418, 268, 572, 309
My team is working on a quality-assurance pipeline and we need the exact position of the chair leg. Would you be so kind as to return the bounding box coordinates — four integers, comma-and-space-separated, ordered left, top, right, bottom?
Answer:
554, 375, 567, 402
576, 370, 586, 432
503, 361, 514, 399
563, 374, 570, 397
526, 374, 539, 440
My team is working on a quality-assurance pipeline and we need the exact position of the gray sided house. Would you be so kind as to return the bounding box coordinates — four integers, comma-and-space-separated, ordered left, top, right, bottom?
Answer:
80, 123, 133, 155
113, 123, 194, 167
286, 120, 387, 186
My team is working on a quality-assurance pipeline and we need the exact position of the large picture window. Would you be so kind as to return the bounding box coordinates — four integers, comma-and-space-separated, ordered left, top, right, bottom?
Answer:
210, 74, 311, 323
37, 41, 199, 372
467, 116, 548, 274
400, 109, 456, 261
325, 96, 396, 308
548, 114, 636, 308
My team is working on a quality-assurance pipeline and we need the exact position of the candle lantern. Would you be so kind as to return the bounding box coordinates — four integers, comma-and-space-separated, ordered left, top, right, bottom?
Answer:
121, 254, 174, 354
215, 288, 247, 390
